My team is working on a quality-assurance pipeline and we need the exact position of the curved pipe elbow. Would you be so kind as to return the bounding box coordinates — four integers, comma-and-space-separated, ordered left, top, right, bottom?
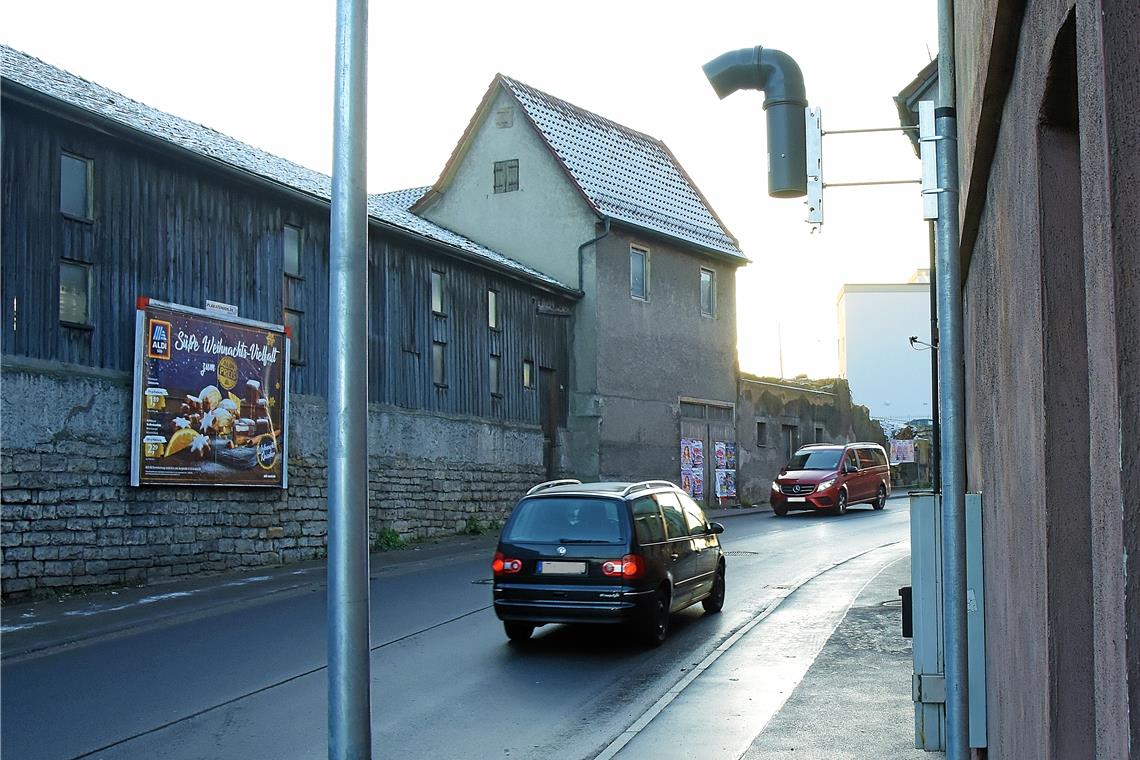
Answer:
703, 45, 807, 109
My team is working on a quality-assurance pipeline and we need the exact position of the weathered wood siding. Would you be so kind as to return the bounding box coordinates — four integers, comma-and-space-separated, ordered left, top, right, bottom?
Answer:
1, 97, 570, 426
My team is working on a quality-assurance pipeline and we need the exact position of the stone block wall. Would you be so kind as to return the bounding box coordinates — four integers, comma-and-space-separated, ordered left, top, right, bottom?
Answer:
1, 358, 544, 598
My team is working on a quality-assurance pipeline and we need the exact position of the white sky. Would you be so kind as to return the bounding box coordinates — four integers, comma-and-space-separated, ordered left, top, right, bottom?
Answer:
3, 0, 938, 379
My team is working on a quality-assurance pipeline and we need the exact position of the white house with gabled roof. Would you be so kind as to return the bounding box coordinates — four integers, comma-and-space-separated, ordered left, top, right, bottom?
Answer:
406, 74, 748, 498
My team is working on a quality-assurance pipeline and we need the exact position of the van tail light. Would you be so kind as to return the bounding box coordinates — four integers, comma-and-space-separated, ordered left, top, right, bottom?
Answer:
602, 554, 644, 579
492, 551, 522, 576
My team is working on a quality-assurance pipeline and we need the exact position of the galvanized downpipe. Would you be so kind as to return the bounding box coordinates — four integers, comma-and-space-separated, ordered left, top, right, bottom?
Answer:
935, 0, 969, 756
702, 46, 809, 198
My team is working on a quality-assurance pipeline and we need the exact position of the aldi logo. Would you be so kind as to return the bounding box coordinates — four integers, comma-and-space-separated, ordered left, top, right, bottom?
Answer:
147, 319, 172, 360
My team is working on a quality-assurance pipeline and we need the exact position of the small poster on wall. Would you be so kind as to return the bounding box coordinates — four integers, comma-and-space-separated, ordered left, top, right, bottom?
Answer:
680, 438, 705, 499
715, 469, 737, 498
130, 298, 290, 487
713, 440, 737, 500
691, 469, 704, 499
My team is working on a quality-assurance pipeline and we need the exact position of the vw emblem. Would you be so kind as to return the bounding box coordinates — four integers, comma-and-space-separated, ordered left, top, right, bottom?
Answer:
557, 546, 567, 556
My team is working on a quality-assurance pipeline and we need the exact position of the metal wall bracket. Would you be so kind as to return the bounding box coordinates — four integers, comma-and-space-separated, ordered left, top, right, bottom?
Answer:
913, 673, 947, 704
919, 100, 939, 220
805, 106, 824, 226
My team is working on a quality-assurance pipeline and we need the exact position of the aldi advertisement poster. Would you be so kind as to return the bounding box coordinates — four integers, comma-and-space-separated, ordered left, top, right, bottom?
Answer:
130, 299, 289, 487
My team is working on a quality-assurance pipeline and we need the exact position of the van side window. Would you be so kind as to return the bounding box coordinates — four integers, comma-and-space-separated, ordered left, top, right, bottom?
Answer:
631, 496, 665, 544
845, 450, 859, 471
876, 449, 888, 467
680, 498, 709, 536
856, 449, 875, 469
656, 492, 688, 540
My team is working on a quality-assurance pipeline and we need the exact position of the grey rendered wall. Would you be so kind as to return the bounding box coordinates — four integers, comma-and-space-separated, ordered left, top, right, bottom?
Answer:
591, 227, 738, 482
0, 359, 544, 598
419, 88, 597, 290
957, 0, 1137, 754
735, 379, 885, 507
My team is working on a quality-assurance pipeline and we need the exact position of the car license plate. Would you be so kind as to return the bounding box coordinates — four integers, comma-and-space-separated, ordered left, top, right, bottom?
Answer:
787, 496, 806, 503
538, 561, 586, 575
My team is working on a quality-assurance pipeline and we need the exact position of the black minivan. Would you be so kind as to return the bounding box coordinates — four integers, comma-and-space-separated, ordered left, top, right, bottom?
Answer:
492, 479, 727, 646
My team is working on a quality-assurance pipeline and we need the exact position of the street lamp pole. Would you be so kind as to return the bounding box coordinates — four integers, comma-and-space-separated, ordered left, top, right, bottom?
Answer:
327, 0, 371, 757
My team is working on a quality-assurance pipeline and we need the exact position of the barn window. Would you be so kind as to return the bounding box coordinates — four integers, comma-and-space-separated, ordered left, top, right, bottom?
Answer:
284, 225, 303, 277
523, 360, 535, 389
59, 260, 91, 325
488, 289, 500, 330
431, 271, 446, 315
432, 341, 447, 387
60, 152, 93, 220
490, 354, 502, 397
284, 309, 303, 364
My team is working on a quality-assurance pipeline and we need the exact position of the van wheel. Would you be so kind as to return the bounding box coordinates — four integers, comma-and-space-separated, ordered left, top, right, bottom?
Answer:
640, 588, 671, 647
504, 622, 534, 642
703, 564, 726, 613
833, 490, 848, 516
773, 504, 788, 517
873, 485, 887, 510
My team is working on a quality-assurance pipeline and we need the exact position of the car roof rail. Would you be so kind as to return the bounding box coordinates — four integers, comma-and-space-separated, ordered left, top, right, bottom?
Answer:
525, 479, 582, 496
620, 480, 677, 498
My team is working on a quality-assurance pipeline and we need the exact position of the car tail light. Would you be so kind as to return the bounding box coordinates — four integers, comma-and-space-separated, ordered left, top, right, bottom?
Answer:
492, 551, 522, 576
602, 554, 644, 579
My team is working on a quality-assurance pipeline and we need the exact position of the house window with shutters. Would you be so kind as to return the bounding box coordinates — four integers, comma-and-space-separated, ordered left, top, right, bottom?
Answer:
493, 159, 519, 193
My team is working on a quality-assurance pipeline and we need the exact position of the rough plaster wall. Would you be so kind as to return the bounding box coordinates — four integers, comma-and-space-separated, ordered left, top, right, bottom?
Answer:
1097, 0, 1140, 748
1076, 0, 1134, 754
591, 227, 738, 482
958, 0, 1140, 755
0, 361, 544, 598
420, 88, 596, 289
962, 4, 1064, 755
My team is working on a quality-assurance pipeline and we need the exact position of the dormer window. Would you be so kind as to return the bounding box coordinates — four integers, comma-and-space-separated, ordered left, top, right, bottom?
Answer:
494, 159, 519, 193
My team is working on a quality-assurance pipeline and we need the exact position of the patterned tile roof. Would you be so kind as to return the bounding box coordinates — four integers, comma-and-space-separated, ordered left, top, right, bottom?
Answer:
0, 46, 576, 294
499, 76, 745, 260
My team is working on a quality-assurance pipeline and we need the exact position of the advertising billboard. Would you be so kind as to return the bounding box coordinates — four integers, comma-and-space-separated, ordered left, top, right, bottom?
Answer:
130, 298, 289, 487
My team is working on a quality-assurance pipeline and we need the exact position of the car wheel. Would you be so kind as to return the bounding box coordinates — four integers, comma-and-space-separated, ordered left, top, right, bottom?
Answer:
773, 504, 788, 517
504, 622, 535, 642
873, 485, 887, 510
833, 490, 848, 516
641, 587, 671, 647
703, 564, 726, 613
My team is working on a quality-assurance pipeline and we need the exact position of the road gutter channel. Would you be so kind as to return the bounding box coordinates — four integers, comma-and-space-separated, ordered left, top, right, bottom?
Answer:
593, 540, 906, 760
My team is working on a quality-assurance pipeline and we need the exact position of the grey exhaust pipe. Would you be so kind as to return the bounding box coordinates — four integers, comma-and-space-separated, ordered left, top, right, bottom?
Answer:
703, 46, 808, 198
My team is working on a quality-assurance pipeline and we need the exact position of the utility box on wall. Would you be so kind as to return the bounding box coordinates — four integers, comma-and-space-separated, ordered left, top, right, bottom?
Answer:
909, 492, 988, 751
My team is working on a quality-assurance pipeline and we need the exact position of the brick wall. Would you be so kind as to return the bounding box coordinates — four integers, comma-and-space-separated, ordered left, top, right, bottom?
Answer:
1, 358, 543, 598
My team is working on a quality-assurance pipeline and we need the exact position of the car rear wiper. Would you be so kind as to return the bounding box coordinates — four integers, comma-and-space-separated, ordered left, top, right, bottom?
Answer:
557, 538, 612, 544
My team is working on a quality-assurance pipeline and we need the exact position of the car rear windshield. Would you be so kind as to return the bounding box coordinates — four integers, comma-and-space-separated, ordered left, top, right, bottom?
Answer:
787, 449, 843, 470
503, 497, 627, 544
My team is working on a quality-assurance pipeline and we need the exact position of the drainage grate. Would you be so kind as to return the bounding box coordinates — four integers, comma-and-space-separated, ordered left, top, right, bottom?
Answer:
471, 578, 494, 585
724, 550, 759, 557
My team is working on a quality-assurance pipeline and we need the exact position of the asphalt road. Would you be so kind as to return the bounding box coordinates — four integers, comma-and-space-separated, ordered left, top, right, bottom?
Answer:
1, 500, 913, 760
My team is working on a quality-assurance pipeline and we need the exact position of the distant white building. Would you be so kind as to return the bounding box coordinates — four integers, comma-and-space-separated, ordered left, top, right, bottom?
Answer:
837, 270, 933, 426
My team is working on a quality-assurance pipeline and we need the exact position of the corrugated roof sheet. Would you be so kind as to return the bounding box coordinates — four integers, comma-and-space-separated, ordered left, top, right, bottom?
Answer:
0, 45, 575, 294
499, 76, 745, 260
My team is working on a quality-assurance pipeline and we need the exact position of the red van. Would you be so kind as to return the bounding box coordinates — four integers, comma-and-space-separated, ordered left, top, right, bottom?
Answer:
769, 442, 891, 516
